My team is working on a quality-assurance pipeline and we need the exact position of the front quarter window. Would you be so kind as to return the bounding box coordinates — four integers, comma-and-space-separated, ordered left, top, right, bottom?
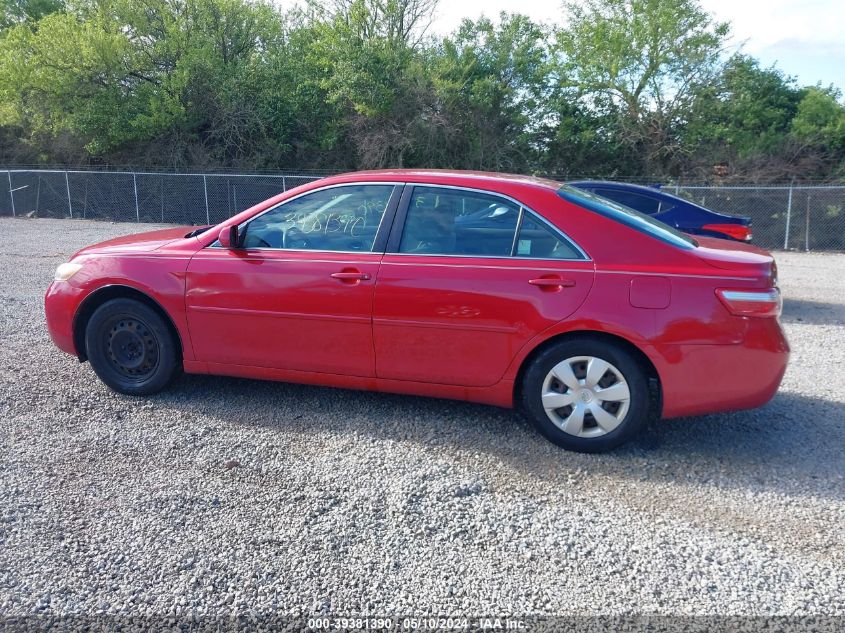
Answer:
516, 212, 583, 259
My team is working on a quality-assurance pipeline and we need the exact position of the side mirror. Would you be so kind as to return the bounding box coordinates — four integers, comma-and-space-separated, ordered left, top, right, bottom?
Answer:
218, 225, 239, 248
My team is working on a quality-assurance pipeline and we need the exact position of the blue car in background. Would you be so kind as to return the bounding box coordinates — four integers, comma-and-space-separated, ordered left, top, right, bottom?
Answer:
568, 181, 753, 242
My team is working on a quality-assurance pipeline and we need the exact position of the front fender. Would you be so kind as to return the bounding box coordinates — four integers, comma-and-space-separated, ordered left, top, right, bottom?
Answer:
67, 254, 195, 361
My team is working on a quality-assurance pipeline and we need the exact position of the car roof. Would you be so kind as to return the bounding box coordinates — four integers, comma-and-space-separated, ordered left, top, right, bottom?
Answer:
319, 169, 564, 192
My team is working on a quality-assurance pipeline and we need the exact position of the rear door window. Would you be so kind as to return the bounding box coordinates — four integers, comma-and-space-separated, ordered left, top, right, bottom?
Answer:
398, 186, 520, 257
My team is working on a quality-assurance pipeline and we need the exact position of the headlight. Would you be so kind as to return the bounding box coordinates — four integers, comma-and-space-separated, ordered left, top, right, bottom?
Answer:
54, 262, 83, 282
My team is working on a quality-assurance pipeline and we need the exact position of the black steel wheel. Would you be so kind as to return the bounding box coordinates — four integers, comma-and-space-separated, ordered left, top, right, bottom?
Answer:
85, 298, 179, 395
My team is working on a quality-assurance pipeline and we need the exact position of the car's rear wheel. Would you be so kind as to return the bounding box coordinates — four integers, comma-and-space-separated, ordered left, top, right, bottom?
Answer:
521, 338, 650, 452
84, 298, 179, 395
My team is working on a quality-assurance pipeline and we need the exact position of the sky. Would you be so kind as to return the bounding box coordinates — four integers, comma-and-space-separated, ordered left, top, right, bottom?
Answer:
429, 0, 845, 91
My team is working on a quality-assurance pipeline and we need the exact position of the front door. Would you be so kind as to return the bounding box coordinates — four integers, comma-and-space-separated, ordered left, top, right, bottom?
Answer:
372, 185, 595, 387
186, 183, 399, 376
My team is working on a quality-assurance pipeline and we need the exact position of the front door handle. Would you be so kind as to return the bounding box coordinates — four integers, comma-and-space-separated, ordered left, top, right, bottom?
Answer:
330, 270, 371, 282
528, 277, 575, 288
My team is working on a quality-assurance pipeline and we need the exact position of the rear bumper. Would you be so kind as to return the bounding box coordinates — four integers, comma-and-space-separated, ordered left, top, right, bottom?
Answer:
44, 281, 85, 357
656, 318, 789, 419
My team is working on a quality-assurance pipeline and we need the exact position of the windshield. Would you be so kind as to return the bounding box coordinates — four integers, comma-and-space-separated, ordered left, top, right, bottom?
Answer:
557, 185, 698, 249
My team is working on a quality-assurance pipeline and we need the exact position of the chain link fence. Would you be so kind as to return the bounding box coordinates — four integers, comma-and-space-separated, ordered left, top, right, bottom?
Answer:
676, 184, 844, 251
0, 168, 843, 251
0, 169, 323, 226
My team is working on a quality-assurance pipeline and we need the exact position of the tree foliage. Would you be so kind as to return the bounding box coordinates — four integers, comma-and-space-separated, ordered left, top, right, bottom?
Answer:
0, 0, 65, 28
0, 0, 843, 181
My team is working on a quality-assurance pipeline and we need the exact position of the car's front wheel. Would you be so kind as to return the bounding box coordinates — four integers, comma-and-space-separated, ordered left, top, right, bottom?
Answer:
84, 298, 180, 395
521, 338, 651, 452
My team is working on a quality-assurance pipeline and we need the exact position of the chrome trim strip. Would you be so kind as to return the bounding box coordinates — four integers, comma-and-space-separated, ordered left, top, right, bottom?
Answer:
204, 248, 382, 256
397, 181, 592, 261
379, 260, 589, 273
221, 181, 402, 252
381, 252, 594, 264
207, 180, 591, 261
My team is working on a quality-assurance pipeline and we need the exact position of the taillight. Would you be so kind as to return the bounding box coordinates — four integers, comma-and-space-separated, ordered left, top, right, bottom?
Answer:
716, 288, 782, 318
702, 223, 752, 241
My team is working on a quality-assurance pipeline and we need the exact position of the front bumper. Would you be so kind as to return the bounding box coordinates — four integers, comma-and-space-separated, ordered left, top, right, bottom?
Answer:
44, 281, 86, 357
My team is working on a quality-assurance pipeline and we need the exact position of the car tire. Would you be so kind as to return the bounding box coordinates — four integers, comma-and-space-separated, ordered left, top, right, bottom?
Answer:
521, 337, 650, 453
84, 298, 180, 396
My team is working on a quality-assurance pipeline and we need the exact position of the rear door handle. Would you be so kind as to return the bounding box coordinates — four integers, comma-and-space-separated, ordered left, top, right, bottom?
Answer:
330, 271, 371, 281
528, 277, 575, 288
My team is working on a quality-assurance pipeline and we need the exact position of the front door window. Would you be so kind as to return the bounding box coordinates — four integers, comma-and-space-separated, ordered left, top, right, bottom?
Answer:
241, 184, 395, 252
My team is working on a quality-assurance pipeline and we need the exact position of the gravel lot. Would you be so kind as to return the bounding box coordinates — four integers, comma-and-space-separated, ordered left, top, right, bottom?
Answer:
1, 218, 844, 623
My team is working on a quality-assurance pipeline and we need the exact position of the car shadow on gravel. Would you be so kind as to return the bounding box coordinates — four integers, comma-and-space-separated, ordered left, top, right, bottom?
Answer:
781, 298, 845, 325
160, 374, 845, 503
627, 392, 845, 497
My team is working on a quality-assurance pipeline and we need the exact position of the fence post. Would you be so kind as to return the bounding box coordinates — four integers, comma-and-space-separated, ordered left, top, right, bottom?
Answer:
805, 193, 811, 252
784, 182, 793, 250
203, 175, 210, 224
282, 176, 287, 192
226, 179, 231, 216
133, 172, 140, 222
65, 171, 73, 219
6, 171, 14, 217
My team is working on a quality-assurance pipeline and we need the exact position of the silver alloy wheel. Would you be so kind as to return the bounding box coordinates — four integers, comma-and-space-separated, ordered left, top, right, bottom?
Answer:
541, 356, 631, 438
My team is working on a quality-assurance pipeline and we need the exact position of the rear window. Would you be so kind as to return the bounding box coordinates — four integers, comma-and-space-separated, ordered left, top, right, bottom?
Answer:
558, 185, 697, 249
593, 188, 664, 214
592, 188, 679, 215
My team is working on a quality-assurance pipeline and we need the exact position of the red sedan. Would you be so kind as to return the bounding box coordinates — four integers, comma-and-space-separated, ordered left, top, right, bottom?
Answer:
45, 170, 789, 452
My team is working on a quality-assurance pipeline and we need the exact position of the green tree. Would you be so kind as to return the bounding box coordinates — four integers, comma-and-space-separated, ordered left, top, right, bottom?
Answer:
555, 0, 729, 176
0, 0, 289, 166
791, 87, 845, 150
680, 59, 845, 181
308, 0, 438, 47
1, 0, 65, 29
299, 0, 441, 167
0, 0, 843, 179
684, 55, 802, 160
418, 13, 551, 171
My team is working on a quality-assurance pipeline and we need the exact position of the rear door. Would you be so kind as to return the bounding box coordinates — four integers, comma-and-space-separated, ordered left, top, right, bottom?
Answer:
372, 185, 595, 387
186, 183, 400, 376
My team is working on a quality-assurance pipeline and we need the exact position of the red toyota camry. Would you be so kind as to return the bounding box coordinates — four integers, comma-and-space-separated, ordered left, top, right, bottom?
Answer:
44, 170, 789, 452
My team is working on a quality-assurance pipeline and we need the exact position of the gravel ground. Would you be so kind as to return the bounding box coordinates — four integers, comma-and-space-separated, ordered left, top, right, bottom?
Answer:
0, 218, 843, 624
